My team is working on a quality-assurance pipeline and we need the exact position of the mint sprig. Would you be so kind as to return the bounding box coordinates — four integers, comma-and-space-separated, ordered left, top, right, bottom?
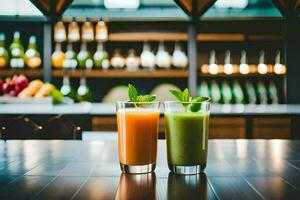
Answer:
128, 84, 156, 104
169, 88, 210, 112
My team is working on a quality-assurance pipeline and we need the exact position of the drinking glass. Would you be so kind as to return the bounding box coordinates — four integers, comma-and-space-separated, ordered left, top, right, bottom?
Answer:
116, 101, 160, 173
164, 100, 210, 174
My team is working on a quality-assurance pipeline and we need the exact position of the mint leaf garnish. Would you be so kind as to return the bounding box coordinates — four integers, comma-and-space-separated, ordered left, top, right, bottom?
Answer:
128, 84, 156, 104
128, 84, 138, 102
169, 88, 210, 112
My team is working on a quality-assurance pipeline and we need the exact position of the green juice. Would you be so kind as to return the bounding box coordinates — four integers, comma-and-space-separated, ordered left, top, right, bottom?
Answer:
165, 112, 209, 169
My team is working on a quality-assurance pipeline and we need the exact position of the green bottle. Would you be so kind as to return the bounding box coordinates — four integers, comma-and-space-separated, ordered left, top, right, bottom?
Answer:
257, 80, 268, 104
210, 80, 221, 103
25, 36, 41, 68
232, 80, 245, 104
63, 43, 78, 69
76, 77, 92, 102
221, 80, 233, 104
9, 31, 24, 68
197, 81, 210, 98
268, 81, 279, 104
93, 42, 109, 69
60, 75, 76, 103
245, 81, 257, 104
0, 33, 9, 68
77, 42, 93, 69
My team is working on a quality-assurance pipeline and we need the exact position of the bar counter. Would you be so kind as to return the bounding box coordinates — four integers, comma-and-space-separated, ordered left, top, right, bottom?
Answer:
0, 138, 300, 199
1, 103, 300, 115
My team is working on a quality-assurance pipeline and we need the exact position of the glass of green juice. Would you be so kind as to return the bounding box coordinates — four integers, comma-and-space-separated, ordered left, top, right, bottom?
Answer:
164, 100, 210, 174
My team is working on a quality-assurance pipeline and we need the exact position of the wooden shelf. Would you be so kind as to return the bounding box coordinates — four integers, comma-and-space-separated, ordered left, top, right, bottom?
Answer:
198, 73, 285, 78
0, 69, 43, 77
108, 32, 282, 42
52, 69, 188, 78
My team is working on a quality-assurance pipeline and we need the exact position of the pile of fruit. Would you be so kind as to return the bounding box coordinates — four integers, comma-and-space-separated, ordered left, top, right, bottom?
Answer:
0, 74, 63, 104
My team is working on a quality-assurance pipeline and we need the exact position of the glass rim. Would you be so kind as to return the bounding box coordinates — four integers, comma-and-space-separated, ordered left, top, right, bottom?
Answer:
116, 100, 160, 104
164, 99, 211, 104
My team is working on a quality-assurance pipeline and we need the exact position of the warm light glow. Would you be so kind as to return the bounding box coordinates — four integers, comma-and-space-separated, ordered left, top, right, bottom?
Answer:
208, 64, 219, 74
258, 63, 268, 74
223, 64, 233, 75
239, 63, 250, 74
274, 64, 286, 75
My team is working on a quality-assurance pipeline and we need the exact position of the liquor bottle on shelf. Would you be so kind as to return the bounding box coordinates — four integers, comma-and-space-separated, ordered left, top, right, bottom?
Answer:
257, 50, 268, 74
0, 33, 9, 68
208, 50, 219, 75
63, 42, 77, 69
140, 42, 155, 70
111, 49, 125, 69
232, 80, 245, 104
210, 80, 221, 103
156, 41, 171, 69
81, 18, 94, 42
244, 81, 257, 104
172, 42, 188, 69
25, 36, 41, 68
54, 20, 66, 43
77, 42, 93, 69
197, 80, 210, 98
223, 50, 233, 75
268, 81, 279, 104
220, 80, 233, 104
126, 49, 140, 71
76, 77, 92, 102
95, 18, 108, 42
52, 43, 65, 68
9, 31, 24, 68
60, 75, 76, 103
93, 42, 109, 69
273, 50, 286, 75
239, 50, 249, 74
257, 80, 268, 104
67, 17, 80, 42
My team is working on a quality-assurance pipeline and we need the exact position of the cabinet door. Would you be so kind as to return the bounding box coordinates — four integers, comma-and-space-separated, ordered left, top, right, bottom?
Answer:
253, 117, 291, 139
209, 117, 246, 139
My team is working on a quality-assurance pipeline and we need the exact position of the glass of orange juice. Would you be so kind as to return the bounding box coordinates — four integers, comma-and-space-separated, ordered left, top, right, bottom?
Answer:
116, 101, 160, 173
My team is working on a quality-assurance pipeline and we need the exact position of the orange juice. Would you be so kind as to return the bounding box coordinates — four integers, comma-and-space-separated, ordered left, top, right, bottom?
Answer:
117, 108, 159, 165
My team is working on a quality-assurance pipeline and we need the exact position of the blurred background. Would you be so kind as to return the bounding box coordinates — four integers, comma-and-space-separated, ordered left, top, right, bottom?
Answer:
0, 0, 299, 140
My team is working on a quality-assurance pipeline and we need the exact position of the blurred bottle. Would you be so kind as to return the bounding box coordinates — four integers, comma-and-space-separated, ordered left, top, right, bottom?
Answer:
239, 50, 249, 74
172, 42, 188, 69
232, 80, 245, 104
93, 42, 109, 69
111, 49, 125, 69
210, 80, 221, 103
273, 50, 286, 75
25, 36, 41, 68
156, 41, 171, 69
0, 33, 9, 68
197, 80, 210, 98
208, 50, 219, 75
81, 18, 94, 42
9, 31, 25, 68
268, 81, 279, 104
223, 50, 233, 75
77, 42, 93, 69
257, 80, 268, 104
221, 80, 233, 104
52, 43, 65, 68
126, 49, 140, 71
67, 17, 80, 42
76, 77, 92, 102
140, 42, 155, 70
60, 75, 76, 103
54, 21, 66, 43
95, 18, 108, 42
257, 50, 268, 74
63, 43, 77, 69
245, 81, 257, 104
